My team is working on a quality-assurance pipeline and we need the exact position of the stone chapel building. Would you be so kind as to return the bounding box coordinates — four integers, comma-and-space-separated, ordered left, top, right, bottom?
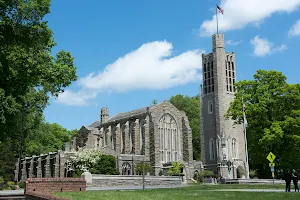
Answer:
200, 33, 249, 179
75, 101, 194, 178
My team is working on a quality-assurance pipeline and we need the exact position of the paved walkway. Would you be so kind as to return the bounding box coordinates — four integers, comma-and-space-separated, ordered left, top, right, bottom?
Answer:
211, 189, 299, 193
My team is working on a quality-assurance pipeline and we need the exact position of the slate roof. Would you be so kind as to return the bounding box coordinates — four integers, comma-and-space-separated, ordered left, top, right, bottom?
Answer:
104, 105, 155, 124
89, 121, 100, 128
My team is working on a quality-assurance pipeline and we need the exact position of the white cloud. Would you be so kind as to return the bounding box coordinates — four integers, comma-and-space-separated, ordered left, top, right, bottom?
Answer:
250, 36, 287, 57
79, 41, 203, 92
288, 20, 300, 37
200, 0, 300, 36
226, 40, 242, 46
56, 41, 203, 106
55, 90, 97, 106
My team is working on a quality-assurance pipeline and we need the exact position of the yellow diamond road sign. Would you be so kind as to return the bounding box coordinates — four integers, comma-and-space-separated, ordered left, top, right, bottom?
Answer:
267, 152, 276, 163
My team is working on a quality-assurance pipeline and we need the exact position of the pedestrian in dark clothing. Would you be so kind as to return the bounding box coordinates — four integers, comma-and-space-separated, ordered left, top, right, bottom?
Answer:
284, 169, 292, 192
292, 169, 299, 192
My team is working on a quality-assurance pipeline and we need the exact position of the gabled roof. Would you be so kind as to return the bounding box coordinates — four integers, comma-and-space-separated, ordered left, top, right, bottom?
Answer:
89, 121, 100, 128
104, 105, 155, 124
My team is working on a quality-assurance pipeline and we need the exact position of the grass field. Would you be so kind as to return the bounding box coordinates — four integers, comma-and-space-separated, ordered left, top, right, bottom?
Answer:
54, 184, 300, 200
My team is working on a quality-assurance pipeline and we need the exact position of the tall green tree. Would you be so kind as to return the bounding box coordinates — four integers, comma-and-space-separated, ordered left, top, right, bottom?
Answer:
170, 94, 201, 160
0, 0, 77, 141
0, 0, 77, 180
226, 70, 300, 178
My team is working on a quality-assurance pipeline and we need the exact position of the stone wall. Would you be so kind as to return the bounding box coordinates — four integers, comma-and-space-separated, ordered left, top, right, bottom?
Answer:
91, 175, 182, 187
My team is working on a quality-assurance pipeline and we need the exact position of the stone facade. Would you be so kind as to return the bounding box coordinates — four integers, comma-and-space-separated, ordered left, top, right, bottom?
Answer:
200, 33, 249, 179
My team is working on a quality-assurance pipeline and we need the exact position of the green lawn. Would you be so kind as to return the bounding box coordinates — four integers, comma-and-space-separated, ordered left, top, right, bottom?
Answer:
54, 184, 299, 200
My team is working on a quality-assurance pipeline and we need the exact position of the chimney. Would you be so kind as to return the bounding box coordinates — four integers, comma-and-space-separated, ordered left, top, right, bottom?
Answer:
100, 107, 109, 124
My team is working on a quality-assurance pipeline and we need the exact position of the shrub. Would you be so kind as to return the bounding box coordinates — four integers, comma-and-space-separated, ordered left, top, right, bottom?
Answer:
199, 170, 215, 182
18, 181, 25, 189
135, 162, 153, 175
90, 154, 119, 175
0, 177, 4, 190
249, 170, 258, 179
168, 162, 183, 176
7, 181, 17, 190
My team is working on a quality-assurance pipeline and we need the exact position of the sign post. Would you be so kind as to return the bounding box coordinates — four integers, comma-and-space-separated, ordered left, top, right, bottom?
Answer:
267, 152, 276, 185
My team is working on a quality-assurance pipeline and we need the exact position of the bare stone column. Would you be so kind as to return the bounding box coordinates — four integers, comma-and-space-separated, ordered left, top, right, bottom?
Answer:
37, 157, 42, 178
54, 152, 60, 178
125, 121, 130, 154
144, 115, 150, 158
60, 153, 65, 178
100, 127, 104, 147
45, 154, 51, 177
15, 158, 19, 181
115, 124, 121, 154
107, 126, 112, 148
29, 156, 35, 178
21, 159, 27, 181
134, 119, 140, 154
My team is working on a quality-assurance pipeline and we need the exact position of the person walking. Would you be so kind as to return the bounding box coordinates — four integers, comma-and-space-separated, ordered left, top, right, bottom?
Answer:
284, 169, 292, 192
292, 169, 299, 192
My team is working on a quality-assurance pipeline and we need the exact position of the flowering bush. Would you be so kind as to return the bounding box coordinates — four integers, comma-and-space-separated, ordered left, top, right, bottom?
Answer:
69, 148, 104, 172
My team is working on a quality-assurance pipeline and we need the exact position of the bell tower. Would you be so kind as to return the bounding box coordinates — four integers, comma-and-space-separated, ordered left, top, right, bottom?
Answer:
200, 34, 249, 179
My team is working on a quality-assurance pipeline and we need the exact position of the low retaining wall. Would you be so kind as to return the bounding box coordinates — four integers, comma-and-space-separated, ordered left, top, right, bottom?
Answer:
224, 179, 285, 184
91, 175, 183, 187
25, 178, 86, 200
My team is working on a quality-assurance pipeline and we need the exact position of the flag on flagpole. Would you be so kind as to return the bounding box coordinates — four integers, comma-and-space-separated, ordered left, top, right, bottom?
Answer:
243, 103, 248, 128
217, 5, 224, 14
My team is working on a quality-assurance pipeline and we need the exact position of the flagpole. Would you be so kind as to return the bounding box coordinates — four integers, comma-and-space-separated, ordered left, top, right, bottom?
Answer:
242, 92, 250, 179
216, 4, 219, 35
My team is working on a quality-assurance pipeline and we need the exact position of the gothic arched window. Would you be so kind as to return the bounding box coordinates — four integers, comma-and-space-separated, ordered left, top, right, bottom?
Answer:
209, 138, 215, 161
232, 138, 237, 159
159, 114, 179, 163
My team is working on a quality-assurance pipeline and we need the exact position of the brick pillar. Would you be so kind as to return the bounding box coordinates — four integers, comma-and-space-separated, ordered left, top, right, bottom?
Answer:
45, 154, 51, 177
29, 156, 34, 178
115, 124, 121, 154
134, 119, 140, 154
15, 158, 19, 181
60, 153, 65, 178
37, 157, 42, 178
21, 160, 27, 181
125, 121, 130, 154
54, 152, 60, 178
144, 115, 150, 158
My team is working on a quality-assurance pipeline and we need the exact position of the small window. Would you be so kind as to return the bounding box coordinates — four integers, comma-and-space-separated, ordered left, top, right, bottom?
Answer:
207, 62, 210, 71
232, 62, 235, 71
208, 101, 213, 114
211, 61, 213, 71
204, 64, 206, 72
204, 73, 207, 79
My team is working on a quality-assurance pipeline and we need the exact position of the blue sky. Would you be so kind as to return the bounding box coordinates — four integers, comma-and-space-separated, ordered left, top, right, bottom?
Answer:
44, 0, 300, 130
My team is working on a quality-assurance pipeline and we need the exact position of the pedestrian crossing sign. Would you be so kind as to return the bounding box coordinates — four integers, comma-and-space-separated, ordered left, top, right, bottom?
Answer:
267, 152, 276, 163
